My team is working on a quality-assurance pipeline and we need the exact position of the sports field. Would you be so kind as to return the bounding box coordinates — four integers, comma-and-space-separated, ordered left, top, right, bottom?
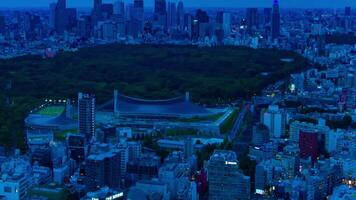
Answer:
37, 106, 65, 116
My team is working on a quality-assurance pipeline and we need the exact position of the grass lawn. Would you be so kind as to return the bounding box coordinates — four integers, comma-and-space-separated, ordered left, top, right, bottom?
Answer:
177, 113, 223, 123
37, 106, 65, 116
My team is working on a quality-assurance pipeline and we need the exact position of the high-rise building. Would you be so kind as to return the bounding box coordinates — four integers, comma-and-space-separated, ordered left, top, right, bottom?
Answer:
345, 6, 352, 31
102, 4, 114, 20
78, 92, 95, 142
77, 16, 92, 38
271, 0, 280, 39
167, 2, 177, 28
49, 3, 56, 29
246, 8, 259, 32
263, 8, 272, 25
155, 0, 167, 15
345, 6, 352, 16
0, 15, 5, 34
133, 0, 144, 21
177, 0, 185, 28
85, 144, 122, 191
207, 150, 250, 200
299, 131, 320, 162
68, 134, 86, 163
114, 0, 125, 17
261, 105, 286, 138
92, 0, 103, 26
66, 8, 77, 31
54, 0, 67, 34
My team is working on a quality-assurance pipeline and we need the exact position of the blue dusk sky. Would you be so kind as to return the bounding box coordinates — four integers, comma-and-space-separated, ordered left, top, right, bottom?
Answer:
0, 0, 354, 8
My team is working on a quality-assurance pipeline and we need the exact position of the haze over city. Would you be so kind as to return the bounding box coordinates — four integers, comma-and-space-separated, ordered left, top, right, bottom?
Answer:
1, 0, 356, 8
0, 0, 355, 200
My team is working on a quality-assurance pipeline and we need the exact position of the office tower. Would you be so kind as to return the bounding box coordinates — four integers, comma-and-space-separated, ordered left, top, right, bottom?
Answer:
264, 8, 272, 25
92, 0, 103, 26
154, 0, 167, 28
127, 141, 142, 161
155, 0, 167, 15
133, 0, 144, 20
345, 6, 352, 16
132, 0, 144, 34
345, 6, 352, 31
49, 3, 56, 29
102, 4, 114, 20
77, 16, 92, 38
167, 2, 177, 28
246, 8, 259, 32
255, 160, 274, 195
184, 13, 193, 37
222, 12, 231, 35
78, 92, 95, 142
102, 21, 117, 41
271, 0, 280, 39
24, 13, 40, 39
54, 0, 67, 34
0, 15, 4, 34
207, 150, 250, 200
114, 0, 125, 17
68, 134, 86, 163
66, 8, 77, 31
299, 131, 320, 162
216, 11, 224, 24
85, 144, 122, 191
177, 0, 185, 27
261, 105, 286, 138
252, 123, 269, 146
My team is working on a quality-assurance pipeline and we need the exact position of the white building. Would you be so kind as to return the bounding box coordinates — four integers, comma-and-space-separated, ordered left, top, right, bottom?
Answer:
261, 105, 286, 138
0, 158, 32, 200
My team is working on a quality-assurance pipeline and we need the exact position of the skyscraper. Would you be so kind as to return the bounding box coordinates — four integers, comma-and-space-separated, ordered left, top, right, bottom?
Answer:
49, 3, 56, 29
114, 0, 125, 17
92, 0, 103, 26
207, 150, 250, 200
54, 0, 67, 34
246, 8, 259, 33
263, 8, 272, 25
271, 0, 280, 39
133, 0, 144, 21
177, 0, 185, 28
345, 6, 352, 16
78, 92, 95, 142
167, 2, 177, 28
0, 16, 5, 34
155, 0, 166, 15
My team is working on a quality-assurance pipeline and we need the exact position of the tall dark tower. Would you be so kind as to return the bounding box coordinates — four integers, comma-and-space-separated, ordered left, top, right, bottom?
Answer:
246, 8, 259, 33
92, 0, 102, 25
271, 0, 280, 39
345, 6, 352, 16
54, 0, 67, 34
78, 93, 95, 142
155, 0, 167, 15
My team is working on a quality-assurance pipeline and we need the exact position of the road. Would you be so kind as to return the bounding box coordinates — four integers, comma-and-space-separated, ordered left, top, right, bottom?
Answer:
228, 103, 249, 142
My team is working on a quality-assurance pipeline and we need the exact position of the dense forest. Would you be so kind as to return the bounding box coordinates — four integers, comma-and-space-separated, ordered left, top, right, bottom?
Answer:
0, 44, 309, 149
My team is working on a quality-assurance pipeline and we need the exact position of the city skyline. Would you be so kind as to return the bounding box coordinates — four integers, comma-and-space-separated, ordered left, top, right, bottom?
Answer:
0, 0, 355, 8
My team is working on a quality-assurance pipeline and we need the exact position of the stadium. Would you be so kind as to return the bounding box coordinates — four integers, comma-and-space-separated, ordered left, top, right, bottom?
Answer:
25, 91, 234, 137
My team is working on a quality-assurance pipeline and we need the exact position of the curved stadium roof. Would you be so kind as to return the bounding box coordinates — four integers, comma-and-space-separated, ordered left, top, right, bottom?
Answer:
25, 109, 77, 130
99, 94, 212, 118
